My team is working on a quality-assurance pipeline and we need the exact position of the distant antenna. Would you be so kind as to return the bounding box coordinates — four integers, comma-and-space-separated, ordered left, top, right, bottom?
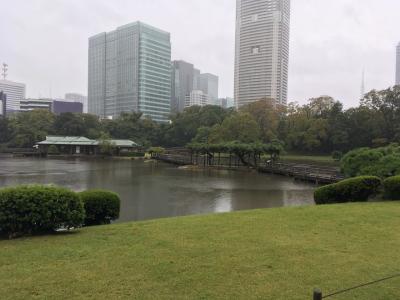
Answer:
1, 63, 8, 80
360, 69, 365, 99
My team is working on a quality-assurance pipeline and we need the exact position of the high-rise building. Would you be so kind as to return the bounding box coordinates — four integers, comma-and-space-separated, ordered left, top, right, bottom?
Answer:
234, 0, 290, 108
199, 73, 219, 105
193, 68, 201, 90
396, 42, 400, 86
171, 62, 219, 113
185, 90, 211, 108
171, 61, 195, 114
88, 21, 172, 122
218, 97, 235, 109
0, 91, 6, 116
65, 93, 88, 113
0, 79, 26, 112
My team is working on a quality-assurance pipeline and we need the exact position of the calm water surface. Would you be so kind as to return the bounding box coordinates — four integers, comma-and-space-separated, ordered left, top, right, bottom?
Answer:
0, 155, 316, 222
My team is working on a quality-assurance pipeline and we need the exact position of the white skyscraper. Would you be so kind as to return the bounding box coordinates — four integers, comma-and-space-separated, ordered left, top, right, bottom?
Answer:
0, 79, 26, 112
234, 0, 290, 108
185, 90, 211, 108
396, 42, 400, 86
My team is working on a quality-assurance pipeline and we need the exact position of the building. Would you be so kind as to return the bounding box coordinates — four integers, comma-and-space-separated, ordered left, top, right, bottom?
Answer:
199, 73, 219, 105
185, 90, 211, 108
36, 136, 139, 156
88, 21, 172, 122
396, 42, 400, 86
19, 99, 83, 114
193, 68, 201, 90
234, 0, 290, 108
65, 93, 88, 113
219, 97, 235, 109
171, 60, 195, 114
0, 79, 26, 112
171, 61, 219, 113
0, 91, 6, 116
19, 99, 53, 112
53, 100, 83, 114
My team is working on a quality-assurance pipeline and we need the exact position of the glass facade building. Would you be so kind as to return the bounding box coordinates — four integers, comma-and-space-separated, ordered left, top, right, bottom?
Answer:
88, 22, 171, 122
171, 61, 219, 113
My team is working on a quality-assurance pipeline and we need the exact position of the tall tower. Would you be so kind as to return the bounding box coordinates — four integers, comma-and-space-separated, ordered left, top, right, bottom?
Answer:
234, 0, 291, 108
361, 69, 365, 99
88, 22, 171, 122
396, 42, 400, 86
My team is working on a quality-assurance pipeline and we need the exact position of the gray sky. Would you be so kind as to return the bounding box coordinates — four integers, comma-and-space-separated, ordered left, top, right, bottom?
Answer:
1, 0, 399, 107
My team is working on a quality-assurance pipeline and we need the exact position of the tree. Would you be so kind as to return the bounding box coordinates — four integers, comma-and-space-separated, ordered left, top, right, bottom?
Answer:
164, 105, 232, 147
9, 110, 55, 147
0, 117, 11, 144
209, 112, 261, 144
284, 103, 328, 152
98, 133, 116, 155
53, 113, 86, 137
240, 98, 285, 143
361, 86, 400, 142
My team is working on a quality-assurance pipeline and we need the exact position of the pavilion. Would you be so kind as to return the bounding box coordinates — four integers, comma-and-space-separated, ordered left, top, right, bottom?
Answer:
36, 136, 139, 155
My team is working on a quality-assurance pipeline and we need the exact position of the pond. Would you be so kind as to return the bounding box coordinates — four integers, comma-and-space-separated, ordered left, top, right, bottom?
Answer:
0, 155, 316, 222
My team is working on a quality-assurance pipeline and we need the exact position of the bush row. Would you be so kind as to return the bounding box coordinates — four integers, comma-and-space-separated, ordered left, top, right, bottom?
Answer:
315, 175, 400, 204
383, 176, 400, 200
0, 185, 120, 238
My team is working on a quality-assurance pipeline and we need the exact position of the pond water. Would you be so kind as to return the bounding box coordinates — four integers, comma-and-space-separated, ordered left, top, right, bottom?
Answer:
0, 155, 316, 222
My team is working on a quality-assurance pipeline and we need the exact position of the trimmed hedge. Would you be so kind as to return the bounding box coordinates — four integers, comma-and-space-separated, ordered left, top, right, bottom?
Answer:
383, 176, 400, 200
79, 190, 121, 226
314, 176, 382, 205
0, 185, 85, 238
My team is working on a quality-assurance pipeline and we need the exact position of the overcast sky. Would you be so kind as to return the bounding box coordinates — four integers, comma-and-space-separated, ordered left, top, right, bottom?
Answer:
1, 0, 399, 107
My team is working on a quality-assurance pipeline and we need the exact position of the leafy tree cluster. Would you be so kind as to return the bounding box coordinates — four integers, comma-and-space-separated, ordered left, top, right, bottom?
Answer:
1, 85, 400, 152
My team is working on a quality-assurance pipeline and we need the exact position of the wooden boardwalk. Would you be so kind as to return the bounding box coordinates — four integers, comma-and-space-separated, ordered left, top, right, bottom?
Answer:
258, 163, 344, 184
154, 154, 344, 184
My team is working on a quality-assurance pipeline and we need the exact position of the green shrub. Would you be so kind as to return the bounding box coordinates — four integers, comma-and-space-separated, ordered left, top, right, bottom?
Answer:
383, 176, 400, 200
331, 151, 343, 161
0, 185, 85, 238
341, 145, 400, 178
79, 190, 120, 226
314, 176, 382, 205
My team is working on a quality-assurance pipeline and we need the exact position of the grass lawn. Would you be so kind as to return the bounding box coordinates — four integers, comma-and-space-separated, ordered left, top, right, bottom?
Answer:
1, 203, 400, 299
280, 154, 339, 167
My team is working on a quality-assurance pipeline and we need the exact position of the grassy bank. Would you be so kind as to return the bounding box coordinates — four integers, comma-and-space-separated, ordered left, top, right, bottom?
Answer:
280, 154, 339, 167
1, 203, 400, 299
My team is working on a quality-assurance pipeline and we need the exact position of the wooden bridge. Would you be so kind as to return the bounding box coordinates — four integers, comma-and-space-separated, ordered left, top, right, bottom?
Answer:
154, 153, 344, 184
258, 162, 345, 184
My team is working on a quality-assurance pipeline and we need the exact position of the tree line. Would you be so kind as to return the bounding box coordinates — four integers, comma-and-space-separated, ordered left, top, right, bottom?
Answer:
1, 85, 399, 154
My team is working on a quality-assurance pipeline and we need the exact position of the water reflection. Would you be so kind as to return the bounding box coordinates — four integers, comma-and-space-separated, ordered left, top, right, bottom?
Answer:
0, 155, 316, 222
